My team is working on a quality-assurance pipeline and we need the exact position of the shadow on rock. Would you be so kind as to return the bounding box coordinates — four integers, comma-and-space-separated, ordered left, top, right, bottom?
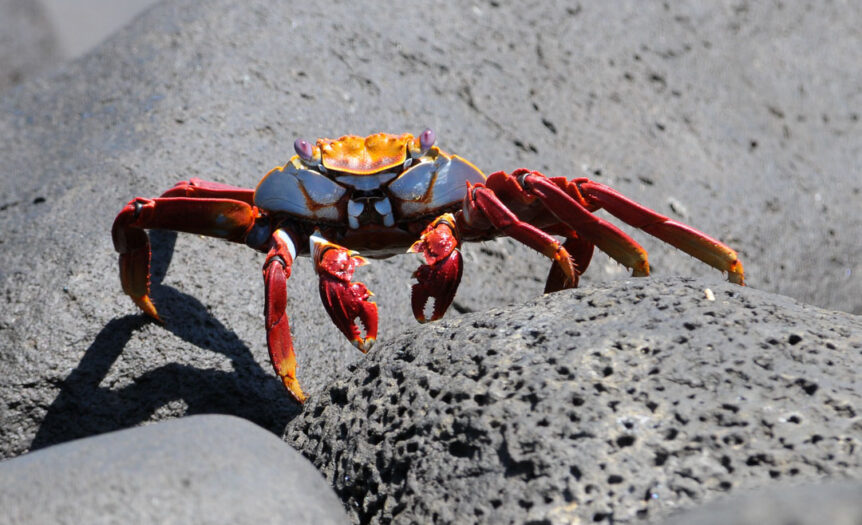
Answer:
32, 231, 300, 450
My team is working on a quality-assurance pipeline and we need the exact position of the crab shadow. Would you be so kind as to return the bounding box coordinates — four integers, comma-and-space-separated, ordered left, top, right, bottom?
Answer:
31, 230, 301, 451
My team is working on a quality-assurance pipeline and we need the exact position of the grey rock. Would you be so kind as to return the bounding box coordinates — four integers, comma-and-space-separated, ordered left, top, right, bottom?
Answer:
0, 0, 58, 92
285, 279, 862, 524
0, 0, 860, 462
37, 0, 161, 59
0, 414, 348, 525
656, 481, 862, 525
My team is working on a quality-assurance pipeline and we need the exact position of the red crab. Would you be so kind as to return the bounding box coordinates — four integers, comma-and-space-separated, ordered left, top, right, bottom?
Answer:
113, 129, 744, 402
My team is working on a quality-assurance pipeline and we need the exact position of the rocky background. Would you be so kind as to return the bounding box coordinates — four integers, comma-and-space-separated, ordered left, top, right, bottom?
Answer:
0, 0, 59, 91
0, 1, 859, 524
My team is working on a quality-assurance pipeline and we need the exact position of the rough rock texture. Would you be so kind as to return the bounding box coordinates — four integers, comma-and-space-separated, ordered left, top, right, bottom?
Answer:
0, 0, 59, 92
286, 279, 862, 524
0, 0, 859, 462
0, 415, 348, 524
657, 481, 862, 525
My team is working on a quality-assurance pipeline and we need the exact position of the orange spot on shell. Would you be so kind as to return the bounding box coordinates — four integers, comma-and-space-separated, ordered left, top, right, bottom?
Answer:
318, 133, 413, 175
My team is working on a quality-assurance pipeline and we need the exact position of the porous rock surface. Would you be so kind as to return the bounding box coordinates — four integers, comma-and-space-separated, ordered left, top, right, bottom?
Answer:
0, 414, 348, 524
286, 279, 862, 524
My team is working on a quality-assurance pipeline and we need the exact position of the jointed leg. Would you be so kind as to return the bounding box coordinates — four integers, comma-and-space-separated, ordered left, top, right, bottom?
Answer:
505, 171, 651, 277
159, 177, 256, 205
465, 168, 743, 290
462, 179, 579, 284
543, 231, 595, 293
570, 179, 744, 284
112, 196, 256, 321
262, 228, 306, 403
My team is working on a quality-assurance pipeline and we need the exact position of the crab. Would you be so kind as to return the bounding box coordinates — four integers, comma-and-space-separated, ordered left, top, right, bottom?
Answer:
113, 129, 744, 403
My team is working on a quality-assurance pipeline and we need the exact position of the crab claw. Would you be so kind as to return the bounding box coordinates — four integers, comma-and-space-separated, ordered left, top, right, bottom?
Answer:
409, 213, 464, 323
320, 278, 378, 352
312, 232, 378, 352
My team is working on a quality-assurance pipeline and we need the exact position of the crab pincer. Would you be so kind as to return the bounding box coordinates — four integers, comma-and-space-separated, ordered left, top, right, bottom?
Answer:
409, 213, 464, 323
311, 232, 378, 352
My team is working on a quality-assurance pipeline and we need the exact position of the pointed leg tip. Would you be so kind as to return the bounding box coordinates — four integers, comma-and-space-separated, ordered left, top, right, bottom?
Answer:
133, 295, 163, 323
282, 377, 308, 404
552, 249, 578, 284
728, 261, 745, 286
352, 337, 375, 353
631, 261, 650, 278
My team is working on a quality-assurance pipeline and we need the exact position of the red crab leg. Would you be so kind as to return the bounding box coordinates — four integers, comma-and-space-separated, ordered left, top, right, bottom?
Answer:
491, 170, 651, 277
311, 232, 378, 352
543, 231, 595, 293
572, 179, 745, 284
462, 181, 579, 285
159, 177, 256, 205
263, 228, 306, 403
408, 213, 464, 323
112, 196, 256, 321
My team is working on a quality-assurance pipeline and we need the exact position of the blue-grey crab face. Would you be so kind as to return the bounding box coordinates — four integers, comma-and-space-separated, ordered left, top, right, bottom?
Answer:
387, 154, 486, 217
253, 130, 486, 228
254, 161, 348, 222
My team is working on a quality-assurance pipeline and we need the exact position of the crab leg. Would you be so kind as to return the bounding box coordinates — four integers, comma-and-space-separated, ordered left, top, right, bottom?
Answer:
112, 196, 256, 321
462, 180, 578, 285
498, 171, 744, 283
311, 232, 378, 352
262, 228, 306, 403
488, 170, 651, 277
571, 179, 744, 284
159, 177, 256, 205
543, 231, 595, 293
408, 213, 464, 322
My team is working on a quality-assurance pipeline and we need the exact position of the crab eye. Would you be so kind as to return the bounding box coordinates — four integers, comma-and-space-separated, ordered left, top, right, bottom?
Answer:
294, 138, 314, 162
419, 128, 435, 152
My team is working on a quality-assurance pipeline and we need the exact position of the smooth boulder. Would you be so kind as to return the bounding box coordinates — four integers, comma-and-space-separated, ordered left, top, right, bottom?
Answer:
0, 415, 348, 524
0, 0, 858, 461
